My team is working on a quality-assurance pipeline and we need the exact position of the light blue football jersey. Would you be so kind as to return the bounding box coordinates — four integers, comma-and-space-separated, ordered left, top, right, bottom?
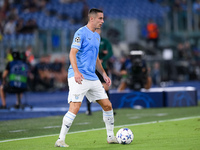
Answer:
68, 26, 101, 80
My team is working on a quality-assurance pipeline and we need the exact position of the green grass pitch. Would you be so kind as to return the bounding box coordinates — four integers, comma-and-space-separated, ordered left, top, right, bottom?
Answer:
0, 105, 200, 150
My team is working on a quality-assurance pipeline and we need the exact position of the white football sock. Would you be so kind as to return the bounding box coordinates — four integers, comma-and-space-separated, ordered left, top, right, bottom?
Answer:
103, 109, 114, 137
58, 111, 76, 141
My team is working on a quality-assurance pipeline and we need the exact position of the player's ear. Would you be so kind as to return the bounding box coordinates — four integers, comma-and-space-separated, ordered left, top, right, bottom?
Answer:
90, 16, 94, 22
90, 13, 97, 22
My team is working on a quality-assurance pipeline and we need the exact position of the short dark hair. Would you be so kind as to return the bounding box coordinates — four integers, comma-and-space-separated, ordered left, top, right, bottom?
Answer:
88, 8, 103, 15
12, 51, 20, 60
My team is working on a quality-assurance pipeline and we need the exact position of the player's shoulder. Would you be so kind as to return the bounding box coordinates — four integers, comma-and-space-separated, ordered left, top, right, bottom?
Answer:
76, 26, 87, 34
74, 26, 87, 40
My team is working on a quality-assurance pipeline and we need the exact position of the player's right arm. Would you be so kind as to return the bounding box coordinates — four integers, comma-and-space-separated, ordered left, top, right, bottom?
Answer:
69, 48, 84, 84
70, 28, 84, 84
2, 70, 8, 85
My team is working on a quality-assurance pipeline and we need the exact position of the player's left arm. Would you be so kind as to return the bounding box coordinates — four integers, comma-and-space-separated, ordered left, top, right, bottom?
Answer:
96, 56, 111, 86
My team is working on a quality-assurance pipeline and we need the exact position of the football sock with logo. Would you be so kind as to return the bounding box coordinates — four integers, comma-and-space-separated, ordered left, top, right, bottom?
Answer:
103, 109, 114, 137
58, 111, 76, 141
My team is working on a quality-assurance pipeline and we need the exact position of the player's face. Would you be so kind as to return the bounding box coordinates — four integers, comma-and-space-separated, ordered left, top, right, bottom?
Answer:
94, 12, 104, 28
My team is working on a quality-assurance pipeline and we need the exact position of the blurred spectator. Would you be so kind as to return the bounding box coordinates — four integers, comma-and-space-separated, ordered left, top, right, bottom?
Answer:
21, 0, 31, 13
146, 19, 159, 49
177, 41, 193, 61
21, 0, 49, 13
37, 0, 49, 11
29, 54, 68, 92
117, 51, 152, 91
0, 7, 6, 35
107, 56, 121, 89
6, 7, 18, 21
3, 17, 16, 34
15, 18, 25, 34
6, 48, 13, 63
30, 55, 54, 91
50, 57, 68, 90
117, 55, 131, 91
151, 62, 161, 86
0, 0, 10, 14
193, 0, 200, 28
21, 0, 38, 13
173, 0, 187, 30
22, 19, 38, 34
193, 0, 200, 14
25, 45, 35, 65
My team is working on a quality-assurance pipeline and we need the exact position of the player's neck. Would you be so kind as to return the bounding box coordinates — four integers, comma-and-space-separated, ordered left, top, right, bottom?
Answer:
86, 24, 95, 32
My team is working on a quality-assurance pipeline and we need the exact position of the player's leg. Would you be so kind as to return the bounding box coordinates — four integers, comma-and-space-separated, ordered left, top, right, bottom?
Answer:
59, 102, 82, 140
87, 80, 118, 143
55, 77, 87, 147
55, 102, 81, 147
15, 93, 22, 109
102, 82, 116, 115
0, 85, 7, 109
97, 99, 118, 143
85, 98, 92, 115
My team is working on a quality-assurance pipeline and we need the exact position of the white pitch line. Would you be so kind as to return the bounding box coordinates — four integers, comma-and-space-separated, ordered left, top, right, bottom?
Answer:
43, 126, 60, 129
9, 130, 26, 133
0, 116, 199, 143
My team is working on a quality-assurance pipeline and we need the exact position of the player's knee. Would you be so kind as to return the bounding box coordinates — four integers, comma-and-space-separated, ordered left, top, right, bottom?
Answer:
69, 102, 81, 115
103, 102, 112, 111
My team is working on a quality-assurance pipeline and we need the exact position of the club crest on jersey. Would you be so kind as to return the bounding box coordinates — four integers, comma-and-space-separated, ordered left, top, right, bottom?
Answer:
75, 37, 81, 43
74, 94, 80, 100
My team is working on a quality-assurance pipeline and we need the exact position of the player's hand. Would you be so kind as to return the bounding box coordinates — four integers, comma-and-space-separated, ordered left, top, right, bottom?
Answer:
103, 75, 111, 87
102, 50, 108, 55
74, 71, 84, 84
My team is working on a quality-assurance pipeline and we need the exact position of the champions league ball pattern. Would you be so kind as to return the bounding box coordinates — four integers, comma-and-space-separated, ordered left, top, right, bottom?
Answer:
116, 128, 134, 144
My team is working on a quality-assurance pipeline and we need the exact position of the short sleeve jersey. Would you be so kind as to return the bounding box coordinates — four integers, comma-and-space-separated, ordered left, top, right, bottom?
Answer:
68, 26, 101, 80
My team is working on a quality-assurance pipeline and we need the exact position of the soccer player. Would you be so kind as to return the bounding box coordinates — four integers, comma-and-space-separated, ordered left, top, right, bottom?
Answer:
86, 28, 113, 115
55, 8, 118, 147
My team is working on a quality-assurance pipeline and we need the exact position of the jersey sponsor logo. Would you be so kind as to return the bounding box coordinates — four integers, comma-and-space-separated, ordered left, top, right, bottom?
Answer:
75, 37, 81, 43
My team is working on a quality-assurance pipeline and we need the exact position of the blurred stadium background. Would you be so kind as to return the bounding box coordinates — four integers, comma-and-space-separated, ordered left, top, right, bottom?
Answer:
0, 0, 200, 117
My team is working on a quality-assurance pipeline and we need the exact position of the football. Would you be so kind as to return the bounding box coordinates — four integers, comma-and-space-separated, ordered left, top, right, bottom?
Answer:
116, 128, 134, 144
